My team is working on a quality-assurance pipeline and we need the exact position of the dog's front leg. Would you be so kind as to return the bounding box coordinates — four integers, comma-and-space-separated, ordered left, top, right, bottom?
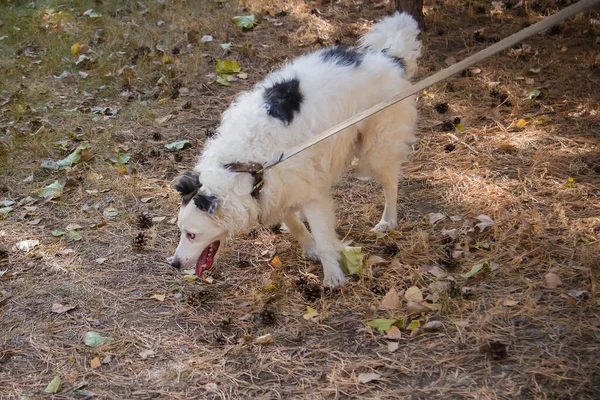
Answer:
282, 213, 319, 262
302, 199, 348, 287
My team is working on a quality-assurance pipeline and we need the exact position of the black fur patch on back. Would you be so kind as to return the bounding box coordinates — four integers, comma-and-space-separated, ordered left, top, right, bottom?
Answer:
264, 78, 304, 125
381, 48, 406, 70
173, 171, 201, 205
320, 47, 364, 67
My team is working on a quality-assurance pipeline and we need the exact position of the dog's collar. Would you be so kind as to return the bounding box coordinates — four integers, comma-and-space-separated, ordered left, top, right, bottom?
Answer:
224, 162, 265, 198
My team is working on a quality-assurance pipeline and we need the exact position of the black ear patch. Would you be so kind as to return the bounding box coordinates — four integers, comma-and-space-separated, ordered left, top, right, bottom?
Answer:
264, 78, 303, 125
173, 171, 201, 205
193, 193, 219, 215
320, 47, 364, 67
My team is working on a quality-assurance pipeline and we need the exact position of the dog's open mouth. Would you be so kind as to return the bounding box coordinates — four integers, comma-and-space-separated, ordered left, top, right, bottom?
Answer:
196, 241, 220, 276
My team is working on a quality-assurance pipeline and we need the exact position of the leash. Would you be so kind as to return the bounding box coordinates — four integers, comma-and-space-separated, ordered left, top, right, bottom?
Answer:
257, 0, 599, 173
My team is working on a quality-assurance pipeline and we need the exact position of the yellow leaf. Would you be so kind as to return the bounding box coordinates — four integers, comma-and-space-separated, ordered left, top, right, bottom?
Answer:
264, 283, 276, 291
303, 306, 319, 321
71, 42, 80, 55
90, 357, 101, 368
116, 166, 127, 175
158, 98, 169, 104
516, 119, 527, 127
270, 256, 282, 269
407, 320, 421, 331
151, 294, 165, 302
162, 53, 174, 64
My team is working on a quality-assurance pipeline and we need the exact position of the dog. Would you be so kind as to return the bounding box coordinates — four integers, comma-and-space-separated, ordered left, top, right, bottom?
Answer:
171, 12, 421, 287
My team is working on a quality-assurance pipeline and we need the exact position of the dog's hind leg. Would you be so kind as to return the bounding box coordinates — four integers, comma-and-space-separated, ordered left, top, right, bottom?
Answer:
301, 199, 348, 287
371, 169, 399, 233
282, 213, 319, 262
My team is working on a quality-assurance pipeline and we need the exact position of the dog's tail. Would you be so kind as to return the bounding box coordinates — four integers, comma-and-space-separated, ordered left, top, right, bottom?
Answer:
359, 12, 422, 79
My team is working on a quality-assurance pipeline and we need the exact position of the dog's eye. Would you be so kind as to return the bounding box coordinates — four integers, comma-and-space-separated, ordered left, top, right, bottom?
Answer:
187, 232, 196, 240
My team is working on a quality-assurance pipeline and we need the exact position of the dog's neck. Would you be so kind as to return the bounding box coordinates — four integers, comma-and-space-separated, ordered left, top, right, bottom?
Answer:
224, 162, 265, 198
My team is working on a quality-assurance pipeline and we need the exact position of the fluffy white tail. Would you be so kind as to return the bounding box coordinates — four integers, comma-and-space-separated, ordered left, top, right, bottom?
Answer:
360, 12, 422, 79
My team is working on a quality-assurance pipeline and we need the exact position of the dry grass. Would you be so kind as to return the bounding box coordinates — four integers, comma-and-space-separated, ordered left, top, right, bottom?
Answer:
1, 0, 599, 398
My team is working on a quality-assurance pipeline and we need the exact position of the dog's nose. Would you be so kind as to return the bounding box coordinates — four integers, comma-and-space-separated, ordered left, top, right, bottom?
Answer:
170, 258, 181, 269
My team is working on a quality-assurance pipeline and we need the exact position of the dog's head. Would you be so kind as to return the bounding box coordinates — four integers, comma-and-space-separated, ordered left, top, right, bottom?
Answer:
171, 171, 228, 276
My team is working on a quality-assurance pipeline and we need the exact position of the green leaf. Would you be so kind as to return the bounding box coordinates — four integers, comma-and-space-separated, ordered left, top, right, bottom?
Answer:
0, 207, 13, 215
215, 74, 231, 86
407, 320, 421, 331
460, 262, 489, 278
340, 246, 363, 275
111, 153, 130, 164
51, 229, 66, 237
84, 331, 110, 347
526, 88, 541, 100
366, 319, 399, 333
33, 181, 64, 199
183, 274, 197, 281
69, 231, 82, 241
454, 123, 464, 132
54, 140, 71, 151
165, 140, 191, 150
215, 59, 241, 74
44, 375, 62, 394
151, 294, 166, 302
56, 143, 92, 167
231, 15, 256, 29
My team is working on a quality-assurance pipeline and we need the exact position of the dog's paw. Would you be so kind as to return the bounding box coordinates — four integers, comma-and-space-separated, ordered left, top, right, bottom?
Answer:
323, 269, 348, 288
303, 247, 320, 262
371, 220, 397, 233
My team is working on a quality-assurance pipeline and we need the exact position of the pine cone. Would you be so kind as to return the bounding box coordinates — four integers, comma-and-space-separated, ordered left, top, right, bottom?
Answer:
152, 131, 162, 141
138, 211, 153, 229
132, 232, 147, 250
0, 249, 7, 268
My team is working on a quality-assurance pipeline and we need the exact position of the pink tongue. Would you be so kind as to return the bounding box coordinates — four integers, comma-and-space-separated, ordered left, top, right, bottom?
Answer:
196, 247, 210, 276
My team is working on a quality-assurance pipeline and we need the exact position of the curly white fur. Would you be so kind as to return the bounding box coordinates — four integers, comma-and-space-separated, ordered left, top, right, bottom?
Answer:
173, 12, 421, 287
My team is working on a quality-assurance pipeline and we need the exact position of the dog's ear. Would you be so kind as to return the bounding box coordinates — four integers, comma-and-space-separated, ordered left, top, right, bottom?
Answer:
173, 172, 201, 205
193, 193, 220, 215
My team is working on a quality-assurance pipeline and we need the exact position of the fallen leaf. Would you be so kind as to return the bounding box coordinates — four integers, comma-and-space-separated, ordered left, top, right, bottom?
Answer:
16, 239, 39, 252
387, 341, 399, 352
358, 372, 381, 383
385, 325, 402, 339
200, 34, 213, 43
303, 306, 319, 321
475, 215, 495, 231
503, 299, 519, 307
406, 320, 421, 331
66, 224, 83, 231
526, 88, 541, 100
380, 287, 401, 310
428, 266, 447, 279
422, 321, 443, 331
102, 207, 121, 218
255, 333, 273, 344
340, 246, 363, 275
51, 302, 76, 314
404, 286, 423, 302
366, 319, 399, 333
139, 349, 155, 359
232, 15, 256, 30
215, 59, 242, 74
44, 375, 62, 394
27, 218, 42, 225
406, 301, 431, 314
564, 177, 576, 189
90, 357, 101, 368
237, 72, 248, 79
95, 258, 107, 264
427, 212, 445, 224
156, 114, 174, 124
56, 143, 92, 167
0, 207, 13, 215
69, 231, 82, 241
0, 200, 15, 207
152, 216, 167, 223
516, 119, 527, 127
84, 331, 110, 347
165, 140, 191, 150
151, 294, 166, 302
33, 181, 64, 199
461, 262, 489, 278
544, 272, 562, 289
270, 256, 282, 269
367, 255, 386, 267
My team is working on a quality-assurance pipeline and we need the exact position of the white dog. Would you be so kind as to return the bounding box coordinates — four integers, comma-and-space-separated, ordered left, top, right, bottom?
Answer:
171, 12, 421, 287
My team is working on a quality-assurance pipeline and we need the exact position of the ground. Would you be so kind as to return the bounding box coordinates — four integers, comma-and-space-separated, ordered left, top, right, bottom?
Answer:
1, 0, 599, 399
